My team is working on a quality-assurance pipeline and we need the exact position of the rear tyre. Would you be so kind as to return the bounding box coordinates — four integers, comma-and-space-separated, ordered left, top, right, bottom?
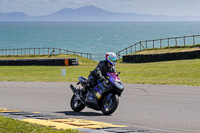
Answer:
70, 94, 85, 112
101, 94, 119, 115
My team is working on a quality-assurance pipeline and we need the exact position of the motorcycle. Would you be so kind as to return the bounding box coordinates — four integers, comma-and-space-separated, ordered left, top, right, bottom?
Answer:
70, 72, 124, 115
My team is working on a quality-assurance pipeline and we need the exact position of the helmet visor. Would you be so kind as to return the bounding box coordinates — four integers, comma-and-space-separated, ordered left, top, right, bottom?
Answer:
109, 56, 117, 62
109, 56, 117, 65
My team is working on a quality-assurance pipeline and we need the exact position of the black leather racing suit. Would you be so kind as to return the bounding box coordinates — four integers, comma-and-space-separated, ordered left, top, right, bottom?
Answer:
88, 60, 116, 87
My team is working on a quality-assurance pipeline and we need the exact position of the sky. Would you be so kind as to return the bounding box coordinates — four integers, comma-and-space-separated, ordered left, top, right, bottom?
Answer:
0, 0, 200, 17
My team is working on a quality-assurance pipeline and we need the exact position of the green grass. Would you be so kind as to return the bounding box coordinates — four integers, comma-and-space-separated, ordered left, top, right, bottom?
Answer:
0, 115, 79, 133
0, 65, 95, 82
132, 44, 200, 55
117, 59, 200, 86
0, 59, 199, 86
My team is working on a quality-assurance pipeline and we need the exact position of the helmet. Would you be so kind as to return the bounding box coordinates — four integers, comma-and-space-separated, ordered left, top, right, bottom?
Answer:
105, 52, 117, 66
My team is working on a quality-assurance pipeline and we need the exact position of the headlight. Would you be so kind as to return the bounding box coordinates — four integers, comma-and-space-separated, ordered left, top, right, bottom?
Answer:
114, 81, 124, 90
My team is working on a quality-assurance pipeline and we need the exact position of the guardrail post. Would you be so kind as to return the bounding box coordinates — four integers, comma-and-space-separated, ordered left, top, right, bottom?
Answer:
59, 49, 61, 55
140, 41, 142, 51
168, 38, 170, 47
135, 45, 137, 52
131, 46, 132, 53
153, 40, 155, 48
146, 41, 147, 49
38, 48, 40, 55
175, 37, 178, 46
160, 39, 162, 48
193, 35, 195, 45
117, 53, 120, 59
183, 36, 186, 46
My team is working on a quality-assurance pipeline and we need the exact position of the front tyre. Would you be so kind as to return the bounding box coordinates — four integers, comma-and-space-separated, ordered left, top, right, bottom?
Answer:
101, 94, 119, 115
70, 94, 85, 112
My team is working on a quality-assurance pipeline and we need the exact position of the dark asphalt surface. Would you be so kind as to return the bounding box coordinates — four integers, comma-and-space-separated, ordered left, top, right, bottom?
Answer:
0, 81, 200, 133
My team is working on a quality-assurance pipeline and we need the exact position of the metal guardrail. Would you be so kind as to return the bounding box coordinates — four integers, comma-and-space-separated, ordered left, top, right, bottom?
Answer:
116, 35, 200, 59
0, 47, 92, 60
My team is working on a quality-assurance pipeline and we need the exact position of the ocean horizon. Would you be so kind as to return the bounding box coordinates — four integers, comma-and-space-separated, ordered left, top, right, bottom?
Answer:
1, 21, 200, 60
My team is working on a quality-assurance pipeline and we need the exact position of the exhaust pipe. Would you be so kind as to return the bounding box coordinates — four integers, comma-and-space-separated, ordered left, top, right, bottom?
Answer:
70, 84, 85, 105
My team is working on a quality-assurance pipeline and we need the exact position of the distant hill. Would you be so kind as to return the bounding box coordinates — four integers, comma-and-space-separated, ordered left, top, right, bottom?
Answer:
0, 12, 30, 21
1, 5, 200, 21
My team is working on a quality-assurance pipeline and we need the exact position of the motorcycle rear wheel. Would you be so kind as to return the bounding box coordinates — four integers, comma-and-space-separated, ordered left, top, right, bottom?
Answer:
101, 94, 119, 115
70, 94, 85, 112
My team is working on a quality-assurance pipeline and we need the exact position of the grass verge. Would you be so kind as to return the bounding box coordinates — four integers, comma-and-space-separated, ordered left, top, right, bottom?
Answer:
0, 115, 79, 133
0, 59, 199, 86
132, 44, 200, 55
117, 59, 200, 86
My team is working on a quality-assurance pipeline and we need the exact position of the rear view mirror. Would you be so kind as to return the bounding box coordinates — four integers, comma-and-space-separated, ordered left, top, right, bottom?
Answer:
117, 71, 120, 76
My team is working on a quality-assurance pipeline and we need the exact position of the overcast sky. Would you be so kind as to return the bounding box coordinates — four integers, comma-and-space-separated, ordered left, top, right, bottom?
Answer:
0, 0, 200, 17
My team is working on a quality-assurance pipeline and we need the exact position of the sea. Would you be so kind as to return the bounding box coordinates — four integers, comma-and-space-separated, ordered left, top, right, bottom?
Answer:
0, 22, 200, 61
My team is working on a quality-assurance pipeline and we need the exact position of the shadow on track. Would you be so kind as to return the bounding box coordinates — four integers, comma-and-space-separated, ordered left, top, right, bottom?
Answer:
55, 111, 108, 117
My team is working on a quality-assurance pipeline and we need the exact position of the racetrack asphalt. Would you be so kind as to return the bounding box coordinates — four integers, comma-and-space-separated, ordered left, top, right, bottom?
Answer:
0, 81, 200, 133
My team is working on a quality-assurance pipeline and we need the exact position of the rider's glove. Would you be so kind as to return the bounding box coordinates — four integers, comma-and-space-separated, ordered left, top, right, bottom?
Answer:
96, 68, 102, 77
99, 76, 105, 82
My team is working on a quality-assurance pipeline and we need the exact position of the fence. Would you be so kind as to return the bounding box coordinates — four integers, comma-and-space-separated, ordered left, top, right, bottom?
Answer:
0, 47, 92, 60
116, 35, 200, 59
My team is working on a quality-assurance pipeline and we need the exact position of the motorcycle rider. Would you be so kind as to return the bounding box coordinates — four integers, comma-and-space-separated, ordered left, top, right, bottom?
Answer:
87, 52, 117, 89
70, 52, 123, 115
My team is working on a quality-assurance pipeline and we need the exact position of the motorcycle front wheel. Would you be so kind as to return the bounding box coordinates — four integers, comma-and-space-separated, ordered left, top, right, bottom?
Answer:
70, 94, 85, 112
101, 94, 119, 115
